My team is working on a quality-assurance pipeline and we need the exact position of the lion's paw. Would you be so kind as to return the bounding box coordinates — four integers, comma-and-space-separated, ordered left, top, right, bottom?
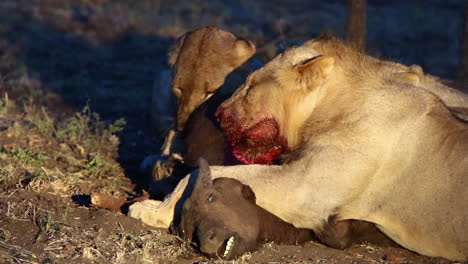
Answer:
128, 200, 173, 229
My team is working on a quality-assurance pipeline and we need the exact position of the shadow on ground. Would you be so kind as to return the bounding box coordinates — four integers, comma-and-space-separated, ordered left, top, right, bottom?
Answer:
3, 9, 173, 189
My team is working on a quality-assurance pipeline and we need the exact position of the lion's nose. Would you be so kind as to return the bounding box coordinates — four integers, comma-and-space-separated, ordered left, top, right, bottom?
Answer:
215, 106, 225, 123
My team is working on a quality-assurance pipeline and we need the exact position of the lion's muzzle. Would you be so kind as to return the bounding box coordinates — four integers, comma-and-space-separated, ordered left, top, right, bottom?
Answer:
216, 107, 288, 164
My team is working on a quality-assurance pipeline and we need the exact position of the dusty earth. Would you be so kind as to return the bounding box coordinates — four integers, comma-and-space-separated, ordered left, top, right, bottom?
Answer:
0, 0, 466, 263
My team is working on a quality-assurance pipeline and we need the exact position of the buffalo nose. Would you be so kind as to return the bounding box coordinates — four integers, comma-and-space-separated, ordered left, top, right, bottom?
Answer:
207, 229, 216, 240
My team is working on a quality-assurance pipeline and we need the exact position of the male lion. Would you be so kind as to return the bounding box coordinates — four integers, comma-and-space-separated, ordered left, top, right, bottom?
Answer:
130, 35, 468, 260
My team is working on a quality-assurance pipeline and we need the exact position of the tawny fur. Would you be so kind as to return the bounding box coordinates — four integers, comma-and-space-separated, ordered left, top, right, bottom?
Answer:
151, 26, 256, 136
379, 62, 468, 114
167, 27, 256, 131
151, 27, 258, 169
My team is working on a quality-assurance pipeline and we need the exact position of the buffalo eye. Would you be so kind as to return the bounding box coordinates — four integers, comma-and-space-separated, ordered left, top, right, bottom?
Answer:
207, 193, 215, 202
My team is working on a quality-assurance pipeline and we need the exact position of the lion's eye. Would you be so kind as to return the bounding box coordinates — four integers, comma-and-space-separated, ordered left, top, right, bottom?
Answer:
244, 84, 252, 96
207, 194, 214, 202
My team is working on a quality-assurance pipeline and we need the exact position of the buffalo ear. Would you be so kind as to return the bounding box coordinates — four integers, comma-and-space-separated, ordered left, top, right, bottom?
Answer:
179, 200, 195, 241
231, 39, 256, 67
241, 184, 256, 203
168, 32, 189, 66
194, 158, 212, 191
276, 55, 335, 91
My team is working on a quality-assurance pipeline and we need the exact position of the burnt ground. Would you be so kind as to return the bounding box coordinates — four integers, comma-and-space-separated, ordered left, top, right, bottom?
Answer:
0, 0, 466, 263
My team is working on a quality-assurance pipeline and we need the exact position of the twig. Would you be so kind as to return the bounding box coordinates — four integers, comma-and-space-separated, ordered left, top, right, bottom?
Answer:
161, 129, 176, 157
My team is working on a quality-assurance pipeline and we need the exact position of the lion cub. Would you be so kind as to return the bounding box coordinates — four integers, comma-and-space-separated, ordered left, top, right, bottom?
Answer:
151, 27, 256, 136
149, 27, 259, 179
168, 27, 257, 132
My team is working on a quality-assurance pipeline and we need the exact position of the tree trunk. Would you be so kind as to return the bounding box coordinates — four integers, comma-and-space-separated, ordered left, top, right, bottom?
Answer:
346, 0, 367, 52
459, 6, 468, 92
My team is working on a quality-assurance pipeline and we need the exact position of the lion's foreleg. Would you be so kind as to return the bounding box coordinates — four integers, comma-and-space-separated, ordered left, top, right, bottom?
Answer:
128, 175, 190, 228
209, 149, 376, 232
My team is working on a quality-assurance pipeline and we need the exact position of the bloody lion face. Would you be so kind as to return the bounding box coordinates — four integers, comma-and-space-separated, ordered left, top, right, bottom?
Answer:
215, 108, 287, 164
215, 40, 336, 164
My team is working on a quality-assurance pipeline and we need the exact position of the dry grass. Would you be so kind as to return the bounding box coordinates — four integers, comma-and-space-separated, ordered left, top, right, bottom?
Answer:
0, 94, 129, 193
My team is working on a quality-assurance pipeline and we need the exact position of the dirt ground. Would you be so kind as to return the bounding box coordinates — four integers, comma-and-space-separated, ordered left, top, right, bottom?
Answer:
0, 0, 467, 263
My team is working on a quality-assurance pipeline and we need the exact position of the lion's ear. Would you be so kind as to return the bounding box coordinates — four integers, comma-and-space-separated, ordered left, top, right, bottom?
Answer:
231, 39, 256, 67
394, 72, 420, 86
295, 55, 335, 87
168, 32, 189, 66
408, 64, 424, 74
277, 55, 335, 90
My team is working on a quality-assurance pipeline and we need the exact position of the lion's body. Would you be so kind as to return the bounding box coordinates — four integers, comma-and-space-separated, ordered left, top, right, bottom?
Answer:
208, 105, 468, 258
212, 37, 468, 260
132, 36, 468, 260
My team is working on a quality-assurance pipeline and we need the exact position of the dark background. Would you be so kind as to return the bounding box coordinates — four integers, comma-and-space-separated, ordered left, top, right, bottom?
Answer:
1, 0, 466, 176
